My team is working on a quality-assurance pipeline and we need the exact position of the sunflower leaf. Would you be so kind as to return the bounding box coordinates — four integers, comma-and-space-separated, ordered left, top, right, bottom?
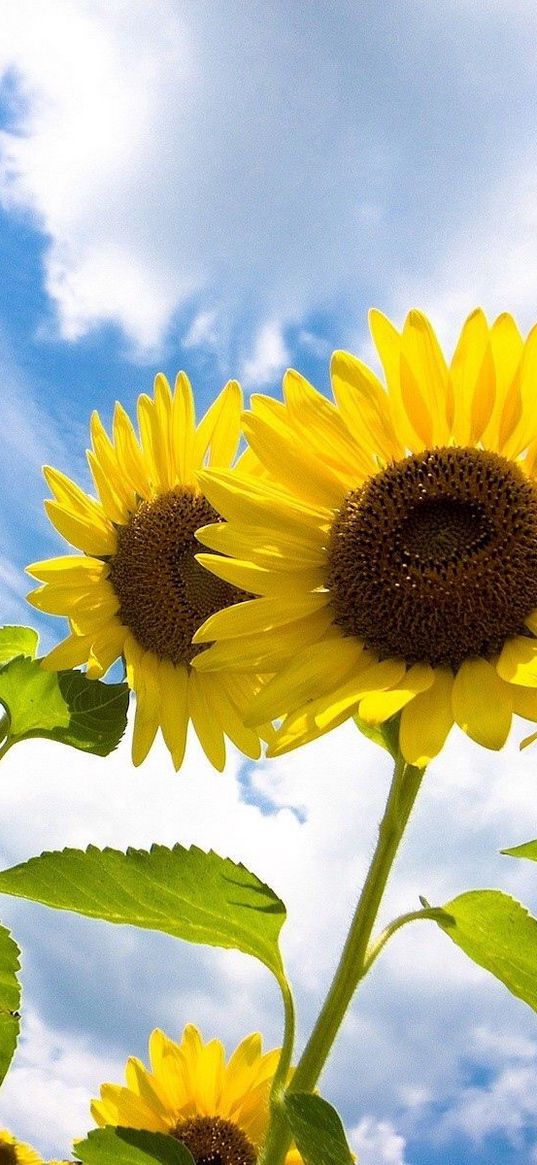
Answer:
74, 1127, 195, 1165
0, 922, 21, 1086
501, 839, 537, 861
0, 655, 128, 756
0, 625, 39, 665
0, 844, 287, 984
436, 890, 537, 1012
282, 1092, 354, 1165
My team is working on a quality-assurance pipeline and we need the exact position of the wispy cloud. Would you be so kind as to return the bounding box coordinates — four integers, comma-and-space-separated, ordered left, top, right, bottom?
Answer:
3, 3, 537, 368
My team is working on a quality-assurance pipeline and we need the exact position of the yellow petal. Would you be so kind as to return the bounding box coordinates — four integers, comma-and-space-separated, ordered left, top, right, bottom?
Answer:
197, 469, 331, 535
483, 313, 523, 450
90, 410, 136, 510
452, 657, 512, 749
212, 675, 262, 759
194, 553, 326, 600
188, 670, 226, 770
314, 658, 407, 731
330, 348, 403, 463
44, 500, 116, 556
158, 659, 189, 770
193, 591, 329, 644
26, 555, 107, 584
358, 663, 435, 724
43, 465, 108, 525
400, 310, 450, 445
87, 449, 130, 524
497, 636, 537, 687
399, 667, 454, 767
195, 520, 326, 569
194, 380, 242, 468
369, 308, 422, 451
282, 368, 372, 479
113, 401, 151, 498
511, 685, 537, 722
86, 622, 126, 678
450, 309, 495, 443
192, 605, 334, 673
90, 1085, 167, 1131
42, 632, 92, 671
501, 323, 537, 457
131, 652, 160, 766
26, 584, 94, 615
172, 372, 196, 485
249, 635, 364, 723
243, 407, 350, 508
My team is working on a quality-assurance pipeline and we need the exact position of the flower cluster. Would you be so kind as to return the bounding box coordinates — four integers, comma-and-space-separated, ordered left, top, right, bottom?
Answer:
28, 309, 537, 769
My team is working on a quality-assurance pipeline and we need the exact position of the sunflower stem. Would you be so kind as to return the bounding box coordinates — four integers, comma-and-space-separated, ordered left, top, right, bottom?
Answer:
0, 705, 11, 762
258, 749, 424, 1165
269, 977, 296, 1105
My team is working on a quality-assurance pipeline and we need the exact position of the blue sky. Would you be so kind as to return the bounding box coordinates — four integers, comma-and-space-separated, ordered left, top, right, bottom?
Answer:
2, 3, 537, 1162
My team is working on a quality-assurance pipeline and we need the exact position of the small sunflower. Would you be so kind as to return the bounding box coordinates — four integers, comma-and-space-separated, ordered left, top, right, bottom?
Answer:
91, 1024, 302, 1165
26, 375, 267, 770
191, 309, 537, 766
0, 1129, 65, 1165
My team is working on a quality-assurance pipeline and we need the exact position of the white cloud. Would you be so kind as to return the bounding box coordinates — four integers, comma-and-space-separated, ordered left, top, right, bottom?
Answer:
0, 1008, 124, 1155
3, 2, 537, 367
351, 1117, 409, 1165
182, 310, 218, 350
241, 320, 290, 389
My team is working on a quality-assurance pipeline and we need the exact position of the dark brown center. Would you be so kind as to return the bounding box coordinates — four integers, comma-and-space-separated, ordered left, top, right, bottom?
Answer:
0, 1146, 17, 1165
108, 488, 245, 665
326, 446, 537, 669
173, 1115, 257, 1165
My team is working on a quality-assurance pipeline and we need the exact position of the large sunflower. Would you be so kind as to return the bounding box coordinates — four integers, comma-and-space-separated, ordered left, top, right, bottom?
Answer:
91, 1024, 302, 1164
191, 309, 537, 766
26, 375, 266, 770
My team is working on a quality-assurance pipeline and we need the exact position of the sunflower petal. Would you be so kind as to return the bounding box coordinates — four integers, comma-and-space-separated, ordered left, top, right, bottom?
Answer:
399, 668, 454, 767
452, 658, 512, 749
188, 670, 226, 770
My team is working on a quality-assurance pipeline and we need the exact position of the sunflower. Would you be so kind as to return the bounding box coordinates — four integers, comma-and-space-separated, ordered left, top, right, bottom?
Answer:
91, 1024, 302, 1164
190, 309, 537, 767
0, 1129, 65, 1165
26, 375, 267, 770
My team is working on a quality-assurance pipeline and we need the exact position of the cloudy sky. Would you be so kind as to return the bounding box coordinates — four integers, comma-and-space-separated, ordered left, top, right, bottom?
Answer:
2, 2, 537, 1162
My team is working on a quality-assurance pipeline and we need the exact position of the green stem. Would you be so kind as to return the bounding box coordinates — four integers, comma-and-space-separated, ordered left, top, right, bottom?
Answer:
0, 714, 12, 763
362, 905, 447, 976
269, 978, 296, 1105
259, 750, 424, 1165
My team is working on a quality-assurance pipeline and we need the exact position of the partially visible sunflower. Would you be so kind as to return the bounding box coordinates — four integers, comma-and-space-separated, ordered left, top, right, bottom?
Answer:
0, 1129, 66, 1165
91, 1024, 302, 1164
191, 309, 537, 766
27, 375, 267, 770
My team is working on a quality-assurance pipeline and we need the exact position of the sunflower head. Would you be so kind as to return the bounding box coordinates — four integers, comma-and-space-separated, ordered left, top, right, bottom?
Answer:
27, 374, 268, 771
0, 1130, 65, 1165
91, 1024, 302, 1164
192, 309, 537, 766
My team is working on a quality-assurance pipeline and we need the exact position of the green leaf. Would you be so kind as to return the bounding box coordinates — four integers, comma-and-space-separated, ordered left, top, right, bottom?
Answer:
282, 1092, 354, 1165
49, 671, 129, 757
0, 922, 21, 1087
437, 890, 537, 1013
0, 844, 287, 984
0, 655, 128, 756
501, 839, 537, 861
0, 657, 70, 737
74, 1128, 194, 1165
0, 626, 38, 665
